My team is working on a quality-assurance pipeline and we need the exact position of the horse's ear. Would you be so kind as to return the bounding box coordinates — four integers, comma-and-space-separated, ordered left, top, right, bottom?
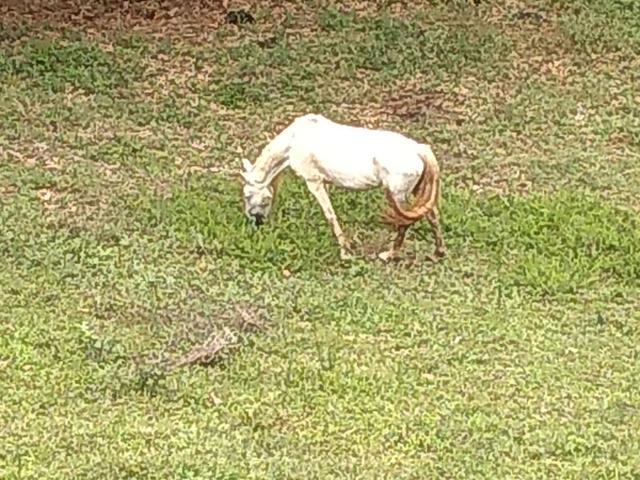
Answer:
241, 158, 253, 172
232, 171, 245, 183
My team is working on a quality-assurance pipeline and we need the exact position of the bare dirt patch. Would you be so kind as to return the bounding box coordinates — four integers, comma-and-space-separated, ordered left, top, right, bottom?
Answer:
1, 0, 227, 38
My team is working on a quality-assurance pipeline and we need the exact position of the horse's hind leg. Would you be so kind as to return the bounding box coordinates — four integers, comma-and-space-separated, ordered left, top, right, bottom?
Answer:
426, 208, 446, 258
378, 225, 408, 261
378, 187, 412, 262
305, 180, 352, 260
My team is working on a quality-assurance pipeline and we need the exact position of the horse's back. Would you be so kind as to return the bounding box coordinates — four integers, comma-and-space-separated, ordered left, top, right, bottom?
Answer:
291, 113, 419, 147
287, 115, 424, 189
292, 113, 328, 128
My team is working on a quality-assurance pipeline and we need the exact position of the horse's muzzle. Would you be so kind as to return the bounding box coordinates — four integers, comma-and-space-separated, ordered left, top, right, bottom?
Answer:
252, 213, 265, 226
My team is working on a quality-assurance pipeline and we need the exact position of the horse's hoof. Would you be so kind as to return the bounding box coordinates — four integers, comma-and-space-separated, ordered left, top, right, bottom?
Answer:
435, 248, 447, 258
427, 251, 445, 263
340, 250, 354, 261
377, 250, 396, 262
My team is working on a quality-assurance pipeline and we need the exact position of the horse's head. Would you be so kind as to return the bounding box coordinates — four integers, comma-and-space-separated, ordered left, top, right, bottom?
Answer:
240, 158, 274, 227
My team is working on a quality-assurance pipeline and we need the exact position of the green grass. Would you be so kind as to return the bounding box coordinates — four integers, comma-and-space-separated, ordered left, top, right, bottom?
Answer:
0, 38, 141, 93
1, 1, 640, 478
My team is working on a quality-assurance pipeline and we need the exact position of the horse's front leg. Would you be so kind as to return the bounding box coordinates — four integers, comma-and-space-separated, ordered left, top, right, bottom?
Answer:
426, 208, 446, 258
305, 180, 352, 260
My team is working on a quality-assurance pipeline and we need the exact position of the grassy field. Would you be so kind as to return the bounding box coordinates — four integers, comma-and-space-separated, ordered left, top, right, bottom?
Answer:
1, 0, 640, 478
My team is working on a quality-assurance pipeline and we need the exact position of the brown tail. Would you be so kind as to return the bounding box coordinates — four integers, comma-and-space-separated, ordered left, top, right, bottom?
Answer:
382, 144, 440, 227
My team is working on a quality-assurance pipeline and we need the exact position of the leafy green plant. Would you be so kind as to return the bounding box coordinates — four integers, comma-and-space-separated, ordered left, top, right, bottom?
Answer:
0, 39, 141, 93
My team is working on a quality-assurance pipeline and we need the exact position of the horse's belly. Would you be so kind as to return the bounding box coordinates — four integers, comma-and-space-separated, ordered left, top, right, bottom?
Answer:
319, 157, 380, 189
332, 174, 378, 190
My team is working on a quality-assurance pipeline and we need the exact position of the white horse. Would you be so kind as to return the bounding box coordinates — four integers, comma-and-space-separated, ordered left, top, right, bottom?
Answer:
240, 113, 445, 261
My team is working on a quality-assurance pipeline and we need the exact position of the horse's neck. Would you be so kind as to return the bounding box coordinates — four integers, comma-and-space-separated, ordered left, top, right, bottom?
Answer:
253, 126, 295, 185
254, 153, 289, 185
